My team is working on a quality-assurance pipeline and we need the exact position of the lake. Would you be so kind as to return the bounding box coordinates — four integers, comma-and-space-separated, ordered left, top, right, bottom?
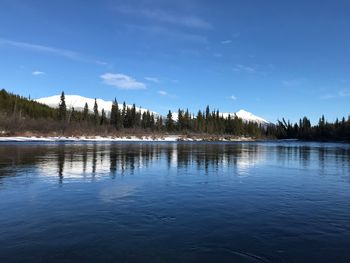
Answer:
0, 141, 350, 262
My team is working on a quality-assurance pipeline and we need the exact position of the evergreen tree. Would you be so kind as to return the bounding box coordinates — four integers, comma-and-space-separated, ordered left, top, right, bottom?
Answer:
156, 116, 163, 131
69, 107, 77, 123
93, 98, 99, 125
131, 104, 137, 127
177, 109, 184, 131
166, 110, 174, 132
100, 109, 106, 125
122, 102, 127, 128
184, 109, 190, 130
83, 102, 89, 121
110, 98, 119, 128
141, 112, 147, 129
205, 105, 210, 120
58, 91, 67, 121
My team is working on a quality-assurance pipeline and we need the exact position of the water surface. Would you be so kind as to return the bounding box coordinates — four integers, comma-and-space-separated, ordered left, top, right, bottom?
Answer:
0, 142, 350, 262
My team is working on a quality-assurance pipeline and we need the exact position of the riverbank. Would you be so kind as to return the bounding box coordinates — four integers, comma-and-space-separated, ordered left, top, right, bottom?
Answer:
0, 134, 256, 142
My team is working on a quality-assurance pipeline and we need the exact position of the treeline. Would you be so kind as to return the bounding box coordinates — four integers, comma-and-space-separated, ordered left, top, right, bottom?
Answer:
0, 89, 267, 137
57, 91, 267, 137
1, 88, 350, 141
165, 108, 266, 137
272, 116, 350, 141
0, 88, 57, 119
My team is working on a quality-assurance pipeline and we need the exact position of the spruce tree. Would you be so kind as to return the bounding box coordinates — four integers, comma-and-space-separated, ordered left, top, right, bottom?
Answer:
131, 104, 136, 127
115, 103, 121, 129
122, 102, 127, 128
100, 108, 106, 125
177, 109, 183, 131
83, 102, 89, 121
166, 110, 174, 132
110, 98, 118, 126
58, 91, 67, 121
93, 98, 99, 125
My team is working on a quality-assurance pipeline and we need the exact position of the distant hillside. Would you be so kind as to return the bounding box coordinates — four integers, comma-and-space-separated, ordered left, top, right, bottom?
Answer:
3, 89, 347, 142
0, 89, 57, 119
36, 94, 270, 125
0, 89, 270, 138
36, 94, 158, 116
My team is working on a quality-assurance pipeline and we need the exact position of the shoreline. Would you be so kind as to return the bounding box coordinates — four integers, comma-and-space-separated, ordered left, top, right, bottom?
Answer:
0, 137, 347, 144
0, 135, 257, 142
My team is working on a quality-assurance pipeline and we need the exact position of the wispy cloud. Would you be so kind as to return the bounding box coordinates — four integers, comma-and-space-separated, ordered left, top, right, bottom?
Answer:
95, 60, 108, 66
117, 6, 212, 30
0, 38, 78, 58
100, 73, 146, 90
0, 38, 107, 65
32, 71, 45, 76
145, 77, 160, 83
158, 90, 177, 98
221, 40, 232, 44
233, 64, 256, 74
321, 89, 350, 100
281, 78, 306, 87
221, 33, 239, 44
228, 95, 237, 100
127, 24, 208, 44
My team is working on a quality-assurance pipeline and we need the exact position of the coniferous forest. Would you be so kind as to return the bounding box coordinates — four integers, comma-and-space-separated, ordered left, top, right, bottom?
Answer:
0, 89, 349, 141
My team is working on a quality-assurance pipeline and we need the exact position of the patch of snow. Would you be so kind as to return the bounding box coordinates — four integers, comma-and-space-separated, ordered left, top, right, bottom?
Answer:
0, 136, 180, 142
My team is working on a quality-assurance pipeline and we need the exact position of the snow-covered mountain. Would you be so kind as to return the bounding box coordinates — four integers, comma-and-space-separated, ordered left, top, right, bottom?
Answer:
222, 109, 270, 125
36, 95, 270, 124
35, 95, 157, 116
172, 109, 270, 124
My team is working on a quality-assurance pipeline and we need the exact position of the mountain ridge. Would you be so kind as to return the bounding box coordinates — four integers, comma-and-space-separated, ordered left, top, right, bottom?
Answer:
36, 94, 270, 124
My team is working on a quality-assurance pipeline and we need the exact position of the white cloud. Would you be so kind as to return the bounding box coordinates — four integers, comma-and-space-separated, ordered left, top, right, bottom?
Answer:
221, 40, 232, 44
229, 95, 237, 100
233, 64, 256, 74
145, 77, 160, 83
101, 73, 146, 90
158, 90, 167, 96
32, 71, 45, 76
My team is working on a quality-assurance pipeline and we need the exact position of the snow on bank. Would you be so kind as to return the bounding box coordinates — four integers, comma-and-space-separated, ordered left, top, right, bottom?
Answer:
0, 135, 180, 142
0, 135, 254, 142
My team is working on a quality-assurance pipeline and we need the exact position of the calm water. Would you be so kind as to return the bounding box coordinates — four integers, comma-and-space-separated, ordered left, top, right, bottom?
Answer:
0, 142, 350, 263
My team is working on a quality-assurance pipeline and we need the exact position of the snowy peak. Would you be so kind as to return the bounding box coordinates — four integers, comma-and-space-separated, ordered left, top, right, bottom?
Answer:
221, 109, 269, 125
235, 109, 269, 124
35, 95, 157, 116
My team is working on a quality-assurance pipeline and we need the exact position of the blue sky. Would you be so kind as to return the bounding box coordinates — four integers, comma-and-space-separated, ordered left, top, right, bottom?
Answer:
0, 0, 349, 123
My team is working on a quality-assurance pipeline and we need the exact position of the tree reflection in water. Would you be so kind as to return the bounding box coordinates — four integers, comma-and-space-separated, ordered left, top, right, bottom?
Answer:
0, 142, 349, 183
